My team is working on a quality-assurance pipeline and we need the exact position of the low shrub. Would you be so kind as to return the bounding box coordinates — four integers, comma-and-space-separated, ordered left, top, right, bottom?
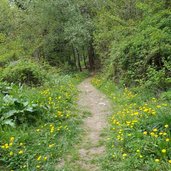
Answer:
1, 60, 47, 86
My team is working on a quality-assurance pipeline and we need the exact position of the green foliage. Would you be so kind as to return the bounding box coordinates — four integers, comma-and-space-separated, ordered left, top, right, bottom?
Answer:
1, 60, 47, 86
0, 71, 85, 170
94, 0, 171, 89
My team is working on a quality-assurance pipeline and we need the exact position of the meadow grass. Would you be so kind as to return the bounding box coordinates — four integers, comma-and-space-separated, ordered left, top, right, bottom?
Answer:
0, 72, 88, 171
92, 77, 171, 171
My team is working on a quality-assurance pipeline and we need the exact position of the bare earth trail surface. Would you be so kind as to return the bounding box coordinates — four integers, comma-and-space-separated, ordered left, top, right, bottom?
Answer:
57, 78, 112, 171
77, 78, 112, 171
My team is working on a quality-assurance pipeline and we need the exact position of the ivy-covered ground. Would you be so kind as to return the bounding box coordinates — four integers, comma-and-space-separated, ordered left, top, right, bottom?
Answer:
92, 77, 171, 171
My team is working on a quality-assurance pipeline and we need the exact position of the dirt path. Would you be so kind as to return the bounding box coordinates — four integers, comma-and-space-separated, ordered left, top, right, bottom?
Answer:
56, 78, 111, 171
76, 78, 111, 171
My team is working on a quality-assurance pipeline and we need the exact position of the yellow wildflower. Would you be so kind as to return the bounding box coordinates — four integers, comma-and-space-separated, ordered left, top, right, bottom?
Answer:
122, 153, 127, 157
161, 149, 166, 153
10, 137, 15, 142
9, 151, 13, 156
36, 165, 40, 168
5, 143, 9, 149
156, 105, 161, 108
19, 143, 23, 146
153, 128, 157, 132
37, 155, 42, 161
155, 159, 160, 162
143, 131, 147, 135
166, 138, 170, 142
165, 124, 169, 128
18, 150, 23, 154
48, 144, 55, 148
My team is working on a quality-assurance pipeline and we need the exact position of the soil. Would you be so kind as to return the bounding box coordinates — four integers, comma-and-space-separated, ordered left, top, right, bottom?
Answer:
56, 78, 112, 171
76, 78, 111, 171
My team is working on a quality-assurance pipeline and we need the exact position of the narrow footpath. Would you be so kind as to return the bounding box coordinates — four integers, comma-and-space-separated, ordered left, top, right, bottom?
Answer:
77, 78, 112, 170
57, 78, 112, 171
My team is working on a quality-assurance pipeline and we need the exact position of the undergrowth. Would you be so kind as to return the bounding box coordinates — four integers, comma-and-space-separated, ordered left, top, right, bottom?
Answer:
92, 77, 171, 171
0, 69, 88, 171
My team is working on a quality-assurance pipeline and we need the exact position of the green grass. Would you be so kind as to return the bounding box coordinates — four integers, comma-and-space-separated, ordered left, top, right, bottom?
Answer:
0, 71, 88, 171
92, 77, 171, 171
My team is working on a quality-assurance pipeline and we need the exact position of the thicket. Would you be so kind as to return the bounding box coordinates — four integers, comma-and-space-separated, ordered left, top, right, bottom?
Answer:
94, 0, 171, 90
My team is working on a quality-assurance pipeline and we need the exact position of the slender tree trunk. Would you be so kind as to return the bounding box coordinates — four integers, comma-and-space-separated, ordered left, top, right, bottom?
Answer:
75, 48, 82, 72
72, 45, 77, 70
83, 54, 87, 69
82, 47, 87, 69
88, 41, 95, 71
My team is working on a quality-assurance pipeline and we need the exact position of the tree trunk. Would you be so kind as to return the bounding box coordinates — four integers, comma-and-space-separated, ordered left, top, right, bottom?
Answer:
83, 54, 87, 69
88, 41, 95, 71
72, 45, 78, 70
82, 47, 87, 69
75, 48, 82, 72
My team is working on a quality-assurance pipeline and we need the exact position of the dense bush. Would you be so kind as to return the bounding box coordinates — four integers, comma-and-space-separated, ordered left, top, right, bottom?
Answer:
94, 1, 171, 89
110, 9, 171, 87
1, 60, 47, 86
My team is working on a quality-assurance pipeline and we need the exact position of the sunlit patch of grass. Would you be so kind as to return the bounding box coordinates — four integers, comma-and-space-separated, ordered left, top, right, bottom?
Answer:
92, 77, 171, 171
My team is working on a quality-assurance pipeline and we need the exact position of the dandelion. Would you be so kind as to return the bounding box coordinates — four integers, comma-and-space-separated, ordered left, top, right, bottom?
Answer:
154, 134, 158, 138
36, 129, 40, 132
155, 159, 160, 162
36, 165, 40, 169
165, 124, 169, 128
4, 143, 9, 149
161, 149, 166, 153
156, 105, 161, 108
37, 155, 42, 161
10, 137, 15, 142
150, 132, 155, 136
143, 131, 147, 135
19, 143, 23, 146
169, 160, 171, 164
166, 138, 170, 142
163, 132, 167, 136
18, 150, 23, 154
159, 132, 163, 135
9, 151, 13, 156
48, 144, 55, 148
162, 103, 168, 107
122, 153, 127, 157
153, 128, 157, 132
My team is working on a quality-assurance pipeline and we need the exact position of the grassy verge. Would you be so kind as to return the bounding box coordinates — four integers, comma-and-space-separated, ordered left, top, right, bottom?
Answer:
0, 70, 88, 171
92, 77, 171, 171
